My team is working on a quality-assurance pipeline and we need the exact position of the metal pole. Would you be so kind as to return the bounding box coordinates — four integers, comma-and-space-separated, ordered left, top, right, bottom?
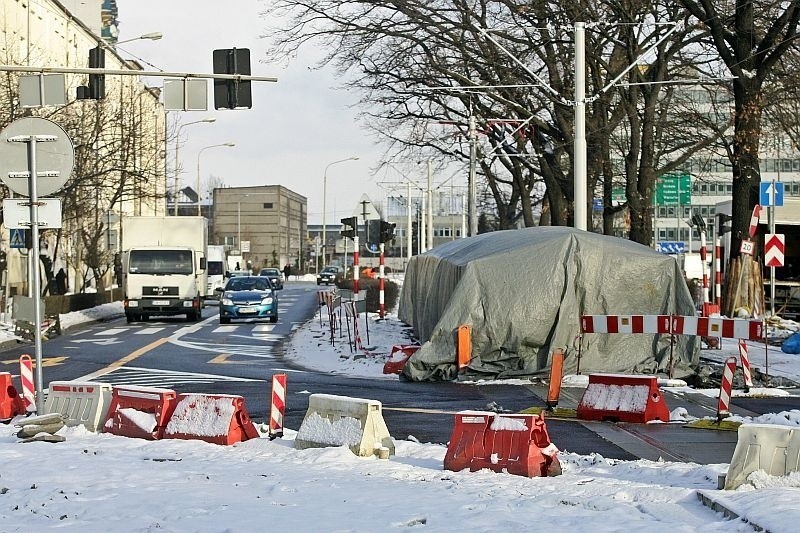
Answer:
574, 21, 588, 231
237, 201, 241, 256
427, 158, 433, 250
26, 137, 45, 412
379, 242, 385, 319
468, 113, 478, 236
406, 180, 412, 262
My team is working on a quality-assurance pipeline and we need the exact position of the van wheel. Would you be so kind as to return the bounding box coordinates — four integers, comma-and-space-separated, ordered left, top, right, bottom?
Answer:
126, 314, 134, 323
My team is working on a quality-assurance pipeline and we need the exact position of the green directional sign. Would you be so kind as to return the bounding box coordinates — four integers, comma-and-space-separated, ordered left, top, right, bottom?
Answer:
655, 173, 691, 206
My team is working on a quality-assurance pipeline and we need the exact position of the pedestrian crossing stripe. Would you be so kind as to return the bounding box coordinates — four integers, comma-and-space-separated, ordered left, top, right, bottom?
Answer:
10, 228, 26, 249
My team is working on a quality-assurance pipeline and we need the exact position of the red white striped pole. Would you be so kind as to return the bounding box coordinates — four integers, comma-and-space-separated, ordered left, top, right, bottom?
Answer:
379, 243, 385, 319
353, 235, 360, 308
714, 236, 723, 308
699, 230, 710, 306
19, 354, 35, 413
269, 373, 287, 440
739, 340, 753, 391
717, 356, 737, 420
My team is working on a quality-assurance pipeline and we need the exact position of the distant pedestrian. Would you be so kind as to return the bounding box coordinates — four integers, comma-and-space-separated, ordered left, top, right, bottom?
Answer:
283, 264, 291, 281
235, 262, 241, 271
55, 268, 68, 295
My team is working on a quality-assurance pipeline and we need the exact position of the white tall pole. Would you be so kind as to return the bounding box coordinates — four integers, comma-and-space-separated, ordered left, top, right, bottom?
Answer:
196, 142, 234, 217
574, 21, 588, 231
407, 180, 412, 262
427, 158, 434, 250
420, 193, 427, 253
468, 113, 478, 236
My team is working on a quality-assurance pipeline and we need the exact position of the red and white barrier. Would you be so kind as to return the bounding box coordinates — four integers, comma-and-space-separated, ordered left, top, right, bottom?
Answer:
717, 356, 737, 419
379, 242, 385, 319
580, 314, 763, 341
269, 373, 287, 439
739, 340, 753, 389
19, 355, 35, 412
0, 372, 25, 422
344, 301, 362, 350
699, 232, 710, 305
163, 393, 259, 445
714, 237, 724, 307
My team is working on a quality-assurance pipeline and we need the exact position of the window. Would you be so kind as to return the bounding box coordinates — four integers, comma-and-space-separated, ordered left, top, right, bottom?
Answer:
263, 203, 273, 209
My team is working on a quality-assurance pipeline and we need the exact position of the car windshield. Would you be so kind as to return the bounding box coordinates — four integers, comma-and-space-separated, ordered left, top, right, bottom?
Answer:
129, 250, 193, 275
225, 277, 271, 291
322, 268, 338, 274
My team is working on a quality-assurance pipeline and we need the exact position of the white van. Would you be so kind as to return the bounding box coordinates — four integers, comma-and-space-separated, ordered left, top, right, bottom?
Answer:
207, 245, 227, 298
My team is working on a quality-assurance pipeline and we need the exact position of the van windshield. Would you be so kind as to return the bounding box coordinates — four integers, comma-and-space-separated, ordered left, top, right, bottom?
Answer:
129, 250, 193, 275
208, 261, 225, 276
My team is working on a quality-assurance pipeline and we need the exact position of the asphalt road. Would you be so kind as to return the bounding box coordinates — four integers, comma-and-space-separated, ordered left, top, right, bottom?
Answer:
3, 280, 798, 463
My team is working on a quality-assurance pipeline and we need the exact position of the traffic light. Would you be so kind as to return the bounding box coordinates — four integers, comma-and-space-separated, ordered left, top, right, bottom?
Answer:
340, 216, 358, 239
379, 220, 396, 243
367, 219, 381, 249
77, 46, 105, 100
690, 212, 706, 231
716, 213, 732, 236
213, 48, 252, 109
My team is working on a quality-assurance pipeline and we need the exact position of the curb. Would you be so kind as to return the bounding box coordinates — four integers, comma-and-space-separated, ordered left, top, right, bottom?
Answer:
696, 490, 765, 531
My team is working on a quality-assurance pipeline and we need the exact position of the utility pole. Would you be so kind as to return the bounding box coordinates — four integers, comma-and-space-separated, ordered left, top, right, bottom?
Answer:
427, 158, 434, 250
468, 113, 478, 236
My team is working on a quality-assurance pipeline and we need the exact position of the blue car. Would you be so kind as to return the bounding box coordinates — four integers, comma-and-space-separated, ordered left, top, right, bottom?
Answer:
217, 276, 278, 324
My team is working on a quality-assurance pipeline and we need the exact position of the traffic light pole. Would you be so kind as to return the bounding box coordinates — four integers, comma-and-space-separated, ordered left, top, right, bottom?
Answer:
379, 243, 385, 319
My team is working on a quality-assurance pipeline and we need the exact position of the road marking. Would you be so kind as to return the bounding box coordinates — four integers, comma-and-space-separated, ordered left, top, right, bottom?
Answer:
213, 325, 238, 333
208, 353, 261, 365
252, 324, 275, 333
1, 356, 68, 367
96, 328, 127, 336
71, 338, 124, 345
78, 365, 262, 388
80, 337, 170, 380
135, 327, 165, 335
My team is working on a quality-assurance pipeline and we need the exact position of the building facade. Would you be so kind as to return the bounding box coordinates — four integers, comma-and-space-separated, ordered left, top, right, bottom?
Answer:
211, 186, 307, 272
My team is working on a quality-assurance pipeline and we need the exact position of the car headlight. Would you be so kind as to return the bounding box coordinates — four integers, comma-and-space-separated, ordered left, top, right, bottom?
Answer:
222, 297, 233, 306
261, 296, 273, 305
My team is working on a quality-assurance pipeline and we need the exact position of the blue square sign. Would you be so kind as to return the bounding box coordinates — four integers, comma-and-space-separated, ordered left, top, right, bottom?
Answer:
9, 228, 26, 249
760, 182, 784, 207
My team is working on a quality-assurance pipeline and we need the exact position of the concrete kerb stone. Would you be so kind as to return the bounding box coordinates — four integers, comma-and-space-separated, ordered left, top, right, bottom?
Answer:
294, 393, 395, 457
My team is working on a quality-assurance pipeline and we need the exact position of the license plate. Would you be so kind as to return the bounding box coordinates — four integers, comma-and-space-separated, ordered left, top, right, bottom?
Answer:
238, 306, 256, 313
152, 300, 170, 306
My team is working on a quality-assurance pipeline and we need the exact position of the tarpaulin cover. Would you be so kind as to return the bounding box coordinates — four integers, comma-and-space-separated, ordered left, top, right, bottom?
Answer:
398, 227, 699, 381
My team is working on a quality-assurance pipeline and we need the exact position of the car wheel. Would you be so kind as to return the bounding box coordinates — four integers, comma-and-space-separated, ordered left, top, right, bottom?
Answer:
220, 316, 231, 324
126, 314, 134, 323
270, 315, 278, 324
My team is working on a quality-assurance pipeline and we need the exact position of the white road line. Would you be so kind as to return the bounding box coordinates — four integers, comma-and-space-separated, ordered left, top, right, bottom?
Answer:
135, 327, 165, 335
213, 325, 239, 333
96, 328, 127, 336
252, 324, 275, 333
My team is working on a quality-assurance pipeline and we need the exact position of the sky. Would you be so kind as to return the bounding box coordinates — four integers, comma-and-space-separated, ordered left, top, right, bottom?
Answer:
3, 279, 800, 530
114, 0, 393, 225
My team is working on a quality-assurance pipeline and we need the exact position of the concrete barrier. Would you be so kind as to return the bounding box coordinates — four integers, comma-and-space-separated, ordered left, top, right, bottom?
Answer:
45, 381, 112, 432
294, 393, 395, 457
724, 423, 800, 490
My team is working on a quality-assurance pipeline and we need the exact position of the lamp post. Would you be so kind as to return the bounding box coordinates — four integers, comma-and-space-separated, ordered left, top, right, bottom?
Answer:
115, 32, 164, 45
322, 156, 359, 269
174, 118, 215, 215
196, 142, 235, 216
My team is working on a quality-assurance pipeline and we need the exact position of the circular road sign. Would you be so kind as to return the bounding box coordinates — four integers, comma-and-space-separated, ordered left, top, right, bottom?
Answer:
0, 117, 74, 197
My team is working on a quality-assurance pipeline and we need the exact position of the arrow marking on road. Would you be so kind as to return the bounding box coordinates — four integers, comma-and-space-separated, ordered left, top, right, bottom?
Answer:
1, 356, 68, 367
71, 337, 124, 345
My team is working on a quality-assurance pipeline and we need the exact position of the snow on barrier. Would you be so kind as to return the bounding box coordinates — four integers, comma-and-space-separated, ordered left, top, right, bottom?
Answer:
443, 411, 561, 478
294, 393, 395, 458
0, 372, 25, 422
576, 374, 670, 423
724, 424, 800, 490
45, 381, 113, 432
163, 393, 259, 445
382, 344, 420, 375
103, 385, 177, 440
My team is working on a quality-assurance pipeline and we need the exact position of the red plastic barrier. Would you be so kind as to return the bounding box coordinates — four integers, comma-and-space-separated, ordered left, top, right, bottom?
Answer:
444, 411, 561, 478
382, 345, 420, 375
1, 372, 25, 422
103, 385, 178, 440
163, 394, 259, 445
577, 374, 669, 423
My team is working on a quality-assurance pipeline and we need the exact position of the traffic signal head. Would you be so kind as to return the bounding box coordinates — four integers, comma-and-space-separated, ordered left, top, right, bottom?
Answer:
213, 48, 252, 109
717, 213, 732, 236
77, 46, 105, 100
340, 216, 358, 239
379, 220, 396, 243
690, 212, 706, 231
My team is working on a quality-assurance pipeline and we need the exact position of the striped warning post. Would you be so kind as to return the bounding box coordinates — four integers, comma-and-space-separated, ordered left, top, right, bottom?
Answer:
19, 355, 35, 412
343, 301, 362, 350
714, 237, 724, 307
269, 373, 287, 439
379, 242, 386, 319
739, 340, 753, 389
717, 356, 737, 420
699, 232, 709, 305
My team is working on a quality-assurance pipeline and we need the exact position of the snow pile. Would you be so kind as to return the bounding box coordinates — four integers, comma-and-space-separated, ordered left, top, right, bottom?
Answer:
164, 394, 238, 437
728, 409, 800, 427
295, 412, 363, 447
579, 383, 649, 413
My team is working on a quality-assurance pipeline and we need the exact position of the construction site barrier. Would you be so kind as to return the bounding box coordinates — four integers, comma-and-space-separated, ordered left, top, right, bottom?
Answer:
294, 393, 395, 457
717, 357, 737, 420
546, 350, 565, 409
382, 344, 420, 375
269, 374, 287, 439
103, 385, 177, 440
576, 374, 670, 423
579, 314, 763, 341
457, 325, 471, 369
45, 381, 113, 432
444, 411, 561, 478
724, 423, 800, 490
1, 372, 25, 422
163, 393, 259, 445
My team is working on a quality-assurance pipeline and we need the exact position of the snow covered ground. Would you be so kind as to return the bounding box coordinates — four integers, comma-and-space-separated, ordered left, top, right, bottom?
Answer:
2, 278, 800, 531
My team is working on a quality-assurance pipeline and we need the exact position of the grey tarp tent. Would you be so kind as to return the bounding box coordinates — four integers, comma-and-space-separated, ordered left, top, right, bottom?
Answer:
398, 227, 699, 381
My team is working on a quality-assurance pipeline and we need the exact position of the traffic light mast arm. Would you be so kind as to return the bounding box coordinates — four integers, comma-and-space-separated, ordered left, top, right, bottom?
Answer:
0, 64, 278, 82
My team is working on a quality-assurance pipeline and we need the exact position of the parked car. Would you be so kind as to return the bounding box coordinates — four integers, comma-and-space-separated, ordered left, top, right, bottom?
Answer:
258, 267, 284, 289
317, 266, 343, 286
216, 276, 278, 324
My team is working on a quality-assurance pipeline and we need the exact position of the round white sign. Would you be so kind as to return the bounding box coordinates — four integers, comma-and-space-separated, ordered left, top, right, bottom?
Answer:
0, 117, 74, 197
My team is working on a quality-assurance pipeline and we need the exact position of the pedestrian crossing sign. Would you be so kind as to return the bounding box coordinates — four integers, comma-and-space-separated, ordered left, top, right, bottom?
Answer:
10, 228, 27, 249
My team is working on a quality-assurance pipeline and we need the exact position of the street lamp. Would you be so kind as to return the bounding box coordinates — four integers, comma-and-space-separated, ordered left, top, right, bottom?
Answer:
115, 32, 164, 45
174, 118, 216, 215
322, 156, 359, 270
196, 142, 235, 216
